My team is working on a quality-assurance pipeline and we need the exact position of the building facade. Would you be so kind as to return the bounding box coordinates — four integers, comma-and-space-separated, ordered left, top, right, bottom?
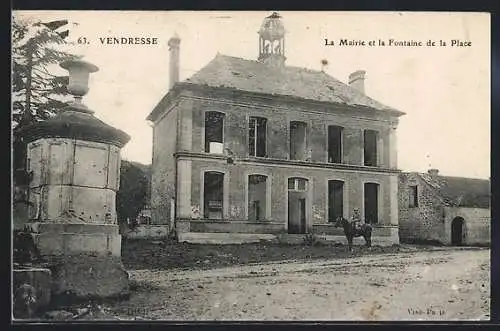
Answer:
147, 13, 405, 243
399, 169, 491, 246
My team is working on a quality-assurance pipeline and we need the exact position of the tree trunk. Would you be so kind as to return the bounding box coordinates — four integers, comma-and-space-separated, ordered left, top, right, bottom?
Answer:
24, 41, 33, 125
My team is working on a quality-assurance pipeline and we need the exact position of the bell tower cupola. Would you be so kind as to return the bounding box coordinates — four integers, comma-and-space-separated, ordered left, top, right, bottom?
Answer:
258, 12, 286, 67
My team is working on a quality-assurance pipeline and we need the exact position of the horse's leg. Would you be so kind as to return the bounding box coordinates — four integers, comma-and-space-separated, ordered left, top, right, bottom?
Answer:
348, 236, 353, 252
366, 231, 372, 249
363, 235, 370, 250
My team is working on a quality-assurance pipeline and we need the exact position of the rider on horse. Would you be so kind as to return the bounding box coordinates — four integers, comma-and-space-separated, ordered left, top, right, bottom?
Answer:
350, 208, 364, 231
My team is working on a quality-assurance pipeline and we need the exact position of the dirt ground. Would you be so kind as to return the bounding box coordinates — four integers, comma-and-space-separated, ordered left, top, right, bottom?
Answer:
121, 239, 415, 271
93, 243, 490, 321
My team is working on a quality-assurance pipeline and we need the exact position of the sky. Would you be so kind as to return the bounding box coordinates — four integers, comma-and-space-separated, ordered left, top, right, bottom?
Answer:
12, 11, 491, 179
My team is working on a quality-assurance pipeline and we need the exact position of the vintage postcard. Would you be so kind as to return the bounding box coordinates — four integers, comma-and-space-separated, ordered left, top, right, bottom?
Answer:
11, 10, 490, 321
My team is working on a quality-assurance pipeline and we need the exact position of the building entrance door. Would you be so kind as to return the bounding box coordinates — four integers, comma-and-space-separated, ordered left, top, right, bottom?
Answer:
298, 198, 306, 234
287, 178, 308, 234
451, 217, 465, 245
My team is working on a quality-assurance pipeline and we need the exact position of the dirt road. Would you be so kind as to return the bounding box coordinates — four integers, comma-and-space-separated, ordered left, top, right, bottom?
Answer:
105, 247, 490, 321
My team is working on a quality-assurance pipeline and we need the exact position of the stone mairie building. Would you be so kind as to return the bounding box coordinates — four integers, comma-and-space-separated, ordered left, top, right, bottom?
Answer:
147, 12, 405, 244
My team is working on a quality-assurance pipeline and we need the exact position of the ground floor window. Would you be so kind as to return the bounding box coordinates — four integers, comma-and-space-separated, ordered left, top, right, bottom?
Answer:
204, 171, 224, 219
328, 180, 344, 222
248, 174, 267, 221
364, 182, 379, 224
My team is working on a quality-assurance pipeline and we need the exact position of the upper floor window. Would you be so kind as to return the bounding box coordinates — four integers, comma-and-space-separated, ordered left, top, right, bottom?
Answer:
249, 117, 267, 157
364, 129, 378, 166
328, 125, 343, 163
408, 185, 419, 208
205, 111, 225, 154
290, 121, 307, 161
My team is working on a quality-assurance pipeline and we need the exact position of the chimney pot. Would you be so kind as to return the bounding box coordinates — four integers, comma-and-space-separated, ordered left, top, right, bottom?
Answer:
348, 70, 366, 94
168, 33, 181, 90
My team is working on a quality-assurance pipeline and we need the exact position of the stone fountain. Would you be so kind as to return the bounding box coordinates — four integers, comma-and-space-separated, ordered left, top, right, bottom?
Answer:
14, 59, 131, 318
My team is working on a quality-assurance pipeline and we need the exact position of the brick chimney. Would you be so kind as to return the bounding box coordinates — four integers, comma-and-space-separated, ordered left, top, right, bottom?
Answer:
348, 70, 366, 94
168, 33, 180, 90
428, 168, 439, 177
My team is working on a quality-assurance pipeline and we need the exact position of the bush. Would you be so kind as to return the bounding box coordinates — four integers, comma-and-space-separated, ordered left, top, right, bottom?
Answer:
303, 234, 323, 246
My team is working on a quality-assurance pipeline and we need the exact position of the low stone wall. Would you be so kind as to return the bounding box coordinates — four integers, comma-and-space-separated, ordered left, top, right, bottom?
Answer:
311, 224, 345, 236
177, 219, 286, 234
122, 225, 169, 239
175, 220, 399, 246
314, 234, 398, 246
312, 224, 400, 245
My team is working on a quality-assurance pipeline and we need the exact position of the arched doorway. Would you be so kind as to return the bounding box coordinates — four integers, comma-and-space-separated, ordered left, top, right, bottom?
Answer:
451, 217, 465, 246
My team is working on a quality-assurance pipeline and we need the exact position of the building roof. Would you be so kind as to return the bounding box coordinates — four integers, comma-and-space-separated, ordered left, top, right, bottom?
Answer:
415, 173, 490, 209
184, 54, 403, 114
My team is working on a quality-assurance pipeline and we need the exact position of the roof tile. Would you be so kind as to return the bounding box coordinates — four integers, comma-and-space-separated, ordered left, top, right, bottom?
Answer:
184, 54, 401, 113
418, 174, 490, 209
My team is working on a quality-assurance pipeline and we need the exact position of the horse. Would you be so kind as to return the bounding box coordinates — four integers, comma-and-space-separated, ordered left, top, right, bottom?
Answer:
334, 217, 372, 252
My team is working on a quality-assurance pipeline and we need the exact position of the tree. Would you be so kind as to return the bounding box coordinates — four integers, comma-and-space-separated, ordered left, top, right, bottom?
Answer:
12, 17, 79, 127
116, 160, 151, 227
12, 16, 80, 182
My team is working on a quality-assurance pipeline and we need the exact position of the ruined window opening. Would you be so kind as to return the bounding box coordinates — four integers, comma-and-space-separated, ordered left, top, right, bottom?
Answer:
328, 125, 343, 163
203, 171, 224, 219
364, 129, 378, 166
248, 175, 267, 221
288, 177, 307, 192
249, 117, 267, 157
205, 111, 225, 154
328, 180, 344, 222
364, 183, 379, 224
409, 185, 419, 208
290, 121, 307, 161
